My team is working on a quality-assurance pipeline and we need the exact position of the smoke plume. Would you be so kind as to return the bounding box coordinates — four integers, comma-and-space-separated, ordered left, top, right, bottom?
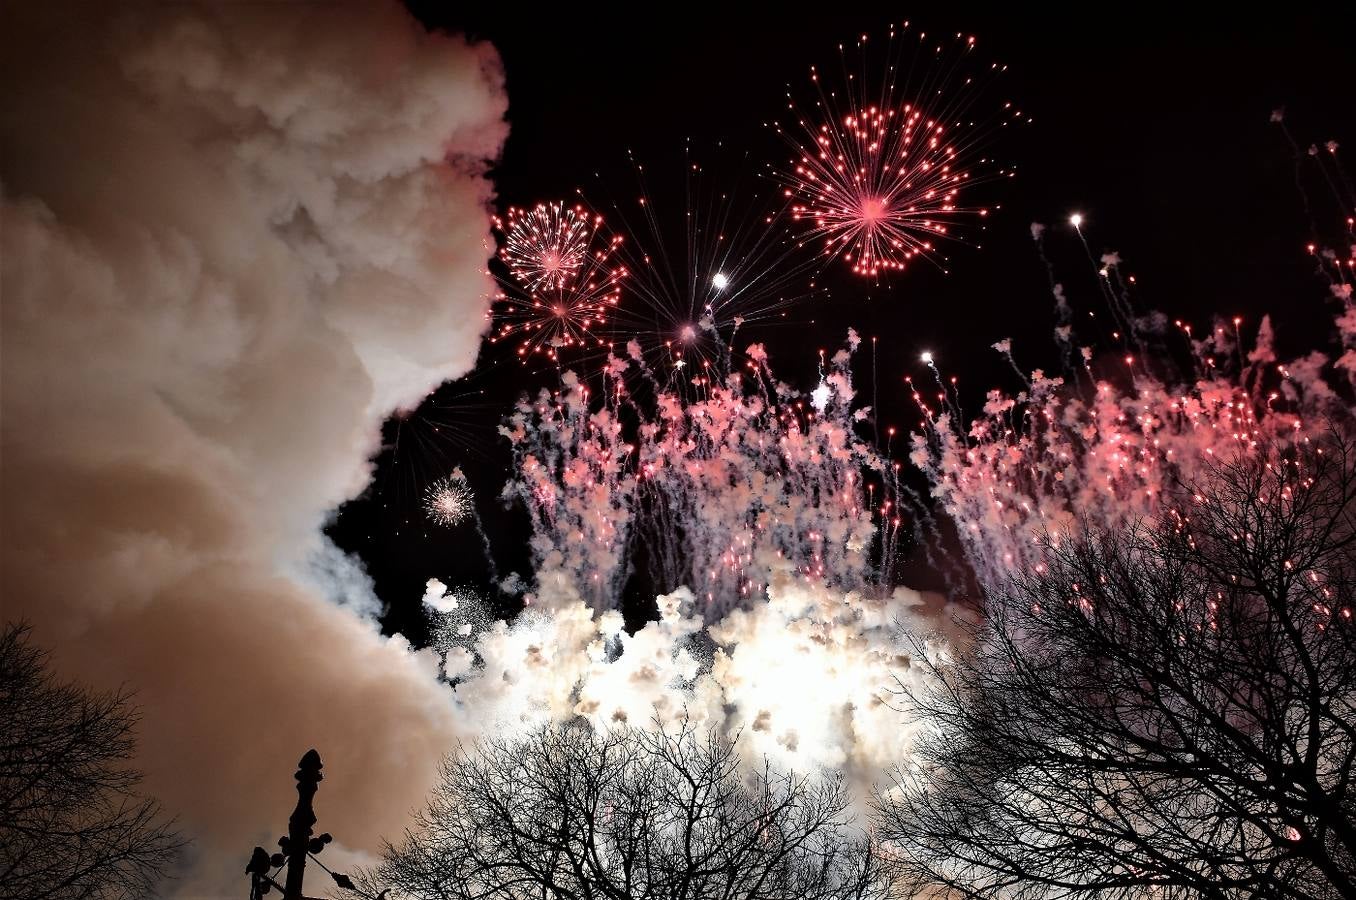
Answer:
1, 3, 505, 893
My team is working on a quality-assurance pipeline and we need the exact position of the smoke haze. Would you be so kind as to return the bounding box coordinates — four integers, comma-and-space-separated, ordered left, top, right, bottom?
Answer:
1, 3, 506, 892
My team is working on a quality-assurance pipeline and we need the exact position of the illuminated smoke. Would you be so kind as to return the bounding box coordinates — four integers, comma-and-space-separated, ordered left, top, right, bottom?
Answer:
1, 3, 505, 893
430, 573, 948, 778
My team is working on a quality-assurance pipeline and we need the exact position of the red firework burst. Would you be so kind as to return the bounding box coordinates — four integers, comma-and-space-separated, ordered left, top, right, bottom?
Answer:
496, 202, 597, 292
490, 203, 627, 362
790, 104, 965, 275
774, 24, 1026, 278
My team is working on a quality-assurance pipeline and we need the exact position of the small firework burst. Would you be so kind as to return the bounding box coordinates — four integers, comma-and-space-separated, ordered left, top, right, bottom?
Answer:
491, 202, 626, 362
424, 470, 474, 527
773, 23, 1025, 278
497, 202, 593, 292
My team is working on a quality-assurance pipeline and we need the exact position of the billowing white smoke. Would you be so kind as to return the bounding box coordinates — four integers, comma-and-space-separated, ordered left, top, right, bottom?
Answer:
1, 3, 505, 893
426, 574, 950, 781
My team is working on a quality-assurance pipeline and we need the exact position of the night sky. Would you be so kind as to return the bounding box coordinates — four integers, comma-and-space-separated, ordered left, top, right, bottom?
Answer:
4, 4, 1355, 893
329, 5, 1356, 641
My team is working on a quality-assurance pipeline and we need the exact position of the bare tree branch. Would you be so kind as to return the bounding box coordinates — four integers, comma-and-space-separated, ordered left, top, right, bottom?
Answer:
379, 717, 888, 900
0, 623, 181, 900
876, 432, 1356, 900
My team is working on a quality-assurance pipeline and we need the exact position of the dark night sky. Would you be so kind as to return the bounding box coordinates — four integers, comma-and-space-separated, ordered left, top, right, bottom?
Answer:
329, 5, 1356, 641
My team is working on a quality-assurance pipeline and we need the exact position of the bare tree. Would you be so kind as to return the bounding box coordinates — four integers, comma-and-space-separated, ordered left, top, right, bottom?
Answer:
379, 717, 887, 900
878, 435, 1356, 899
0, 624, 180, 900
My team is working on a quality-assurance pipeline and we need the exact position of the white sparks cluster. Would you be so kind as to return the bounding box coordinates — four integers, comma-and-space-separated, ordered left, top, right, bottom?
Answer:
424, 472, 474, 527
498, 202, 594, 292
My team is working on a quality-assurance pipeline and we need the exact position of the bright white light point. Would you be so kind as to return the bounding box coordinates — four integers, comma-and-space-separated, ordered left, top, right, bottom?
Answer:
712, 272, 729, 290
1069, 213, 1084, 228
810, 380, 832, 413
921, 351, 934, 364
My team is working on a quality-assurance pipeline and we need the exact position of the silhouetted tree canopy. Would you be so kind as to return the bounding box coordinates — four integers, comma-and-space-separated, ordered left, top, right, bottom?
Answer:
877, 434, 1356, 899
0, 623, 180, 900
380, 717, 887, 900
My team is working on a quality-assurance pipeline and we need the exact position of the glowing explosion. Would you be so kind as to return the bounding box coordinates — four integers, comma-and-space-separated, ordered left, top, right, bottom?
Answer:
429, 192, 1353, 790
424, 471, 474, 527
490, 202, 626, 361
774, 24, 1027, 276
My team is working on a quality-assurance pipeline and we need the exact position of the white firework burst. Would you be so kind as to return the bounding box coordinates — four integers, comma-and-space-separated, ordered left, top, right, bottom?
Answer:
424, 471, 474, 527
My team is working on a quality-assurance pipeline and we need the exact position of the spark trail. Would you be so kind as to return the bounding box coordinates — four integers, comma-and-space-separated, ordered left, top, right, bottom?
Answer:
501, 331, 904, 619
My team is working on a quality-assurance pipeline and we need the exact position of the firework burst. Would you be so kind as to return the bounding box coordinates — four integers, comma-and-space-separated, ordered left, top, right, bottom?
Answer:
773, 23, 1026, 277
490, 203, 627, 362
424, 471, 474, 527
584, 144, 821, 379
498, 202, 593, 291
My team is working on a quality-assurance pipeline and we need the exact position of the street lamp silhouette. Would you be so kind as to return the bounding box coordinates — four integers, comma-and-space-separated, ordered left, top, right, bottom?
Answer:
245, 750, 384, 900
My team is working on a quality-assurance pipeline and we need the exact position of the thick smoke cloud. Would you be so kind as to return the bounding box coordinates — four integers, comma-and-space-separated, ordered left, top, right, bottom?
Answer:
1, 3, 505, 893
